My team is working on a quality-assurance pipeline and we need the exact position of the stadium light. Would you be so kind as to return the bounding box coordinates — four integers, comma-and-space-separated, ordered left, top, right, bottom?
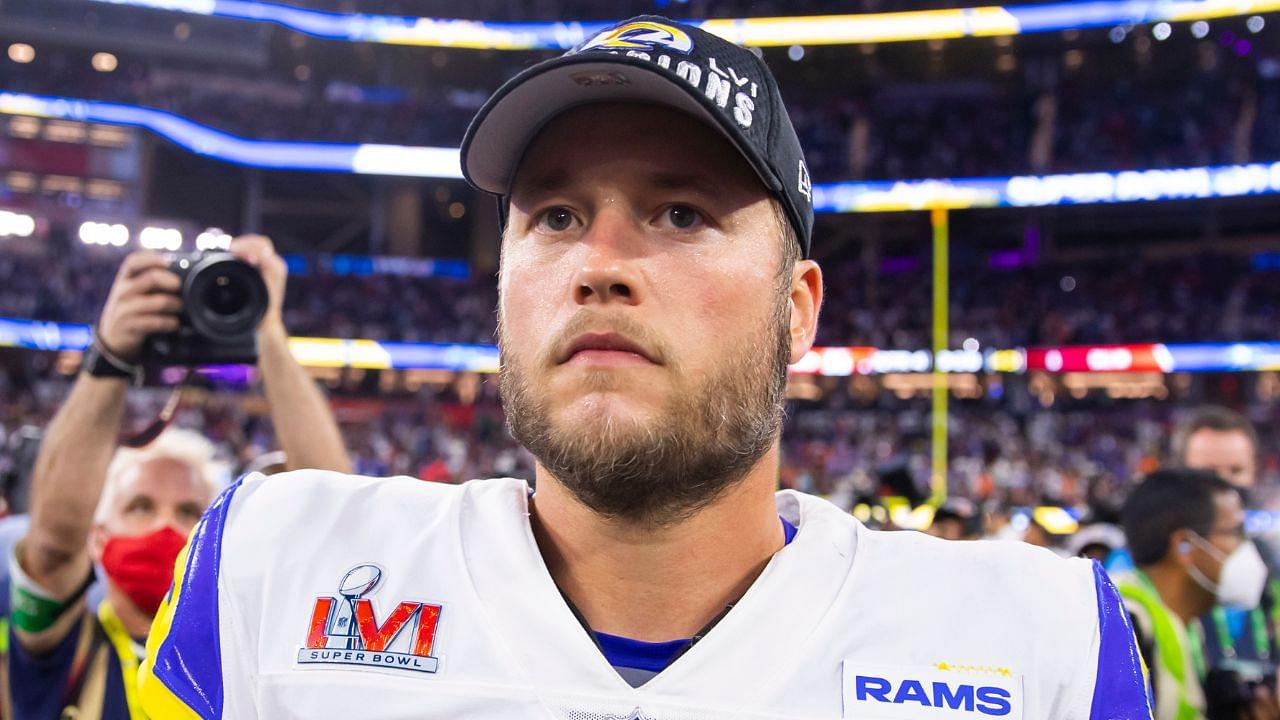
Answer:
80, 0, 1280, 49
7, 91, 1280, 211
91, 52, 118, 73
7, 44, 34, 64
139, 226, 183, 251
0, 210, 35, 238
195, 228, 233, 251
2, 311, 1280, 375
1191, 20, 1211, 38
0, 92, 464, 179
78, 221, 130, 247
79, 221, 103, 245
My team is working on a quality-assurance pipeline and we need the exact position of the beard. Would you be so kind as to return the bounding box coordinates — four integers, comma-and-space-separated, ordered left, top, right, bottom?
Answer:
498, 289, 792, 528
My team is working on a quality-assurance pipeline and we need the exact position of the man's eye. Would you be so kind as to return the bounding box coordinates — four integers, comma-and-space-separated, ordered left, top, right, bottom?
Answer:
539, 208, 575, 232
666, 205, 701, 229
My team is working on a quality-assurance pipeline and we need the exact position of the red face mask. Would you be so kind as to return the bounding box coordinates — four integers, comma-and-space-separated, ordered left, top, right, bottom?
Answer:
101, 526, 188, 616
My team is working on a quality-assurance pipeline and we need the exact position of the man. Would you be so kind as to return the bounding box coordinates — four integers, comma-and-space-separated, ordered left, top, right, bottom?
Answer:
141, 17, 1149, 718
1116, 469, 1274, 720
1173, 408, 1280, 676
6, 236, 350, 718
1173, 406, 1260, 490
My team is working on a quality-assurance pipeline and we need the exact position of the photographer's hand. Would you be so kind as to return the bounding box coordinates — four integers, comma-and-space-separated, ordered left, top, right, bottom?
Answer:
230, 234, 287, 338
97, 252, 183, 361
232, 235, 352, 474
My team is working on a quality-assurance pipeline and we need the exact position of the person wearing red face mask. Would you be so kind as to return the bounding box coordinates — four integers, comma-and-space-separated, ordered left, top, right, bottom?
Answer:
91, 431, 221, 620
4, 235, 350, 719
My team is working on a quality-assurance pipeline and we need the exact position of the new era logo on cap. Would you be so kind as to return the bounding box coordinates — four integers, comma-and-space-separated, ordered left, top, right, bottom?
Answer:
461, 15, 815, 257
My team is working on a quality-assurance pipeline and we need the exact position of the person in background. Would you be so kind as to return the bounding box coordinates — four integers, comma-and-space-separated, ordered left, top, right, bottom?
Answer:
1173, 407, 1280, 681
1022, 515, 1058, 550
1068, 523, 1126, 565
1117, 468, 1275, 720
1173, 406, 1260, 491
3, 235, 351, 719
925, 497, 982, 540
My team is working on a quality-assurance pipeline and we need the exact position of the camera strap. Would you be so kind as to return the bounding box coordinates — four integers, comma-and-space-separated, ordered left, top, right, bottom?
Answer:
119, 370, 192, 449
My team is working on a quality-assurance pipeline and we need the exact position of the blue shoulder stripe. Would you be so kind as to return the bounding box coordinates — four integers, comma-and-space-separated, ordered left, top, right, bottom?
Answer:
1089, 561, 1154, 720
148, 475, 245, 719
781, 516, 798, 546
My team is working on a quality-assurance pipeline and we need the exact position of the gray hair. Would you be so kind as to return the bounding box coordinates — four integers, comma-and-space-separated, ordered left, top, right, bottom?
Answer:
94, 428, 225, 524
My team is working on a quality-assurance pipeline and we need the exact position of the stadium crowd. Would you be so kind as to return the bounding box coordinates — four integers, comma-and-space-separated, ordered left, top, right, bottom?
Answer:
2, 23, 1277, 181
4, 235, 1280, 517
3, 246, 1278, 350
5, 359, 1279, 515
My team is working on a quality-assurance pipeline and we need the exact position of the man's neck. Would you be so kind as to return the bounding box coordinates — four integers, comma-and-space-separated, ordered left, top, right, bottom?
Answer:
1142, 562, 1213, 626
530, 447, 786, 643
105, 586, 154, 642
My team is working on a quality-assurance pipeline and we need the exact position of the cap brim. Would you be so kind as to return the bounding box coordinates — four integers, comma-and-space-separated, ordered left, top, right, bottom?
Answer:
462, 54, 778, 198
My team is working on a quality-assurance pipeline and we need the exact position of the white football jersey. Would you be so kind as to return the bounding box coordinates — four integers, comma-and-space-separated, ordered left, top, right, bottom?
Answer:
139, 471, 1151, 719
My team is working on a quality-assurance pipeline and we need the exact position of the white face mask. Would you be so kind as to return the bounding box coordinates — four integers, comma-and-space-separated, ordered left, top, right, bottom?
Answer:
1186, 533, 1269, 609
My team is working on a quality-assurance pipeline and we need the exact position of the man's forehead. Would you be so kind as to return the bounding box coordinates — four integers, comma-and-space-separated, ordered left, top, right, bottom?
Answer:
119, 457, 208, 497
1188, 428, 1255, 454
513, 164, 745, 201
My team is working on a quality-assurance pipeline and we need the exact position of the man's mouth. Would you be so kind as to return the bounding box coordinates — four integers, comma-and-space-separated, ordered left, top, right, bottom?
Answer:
559, 332, 658, 366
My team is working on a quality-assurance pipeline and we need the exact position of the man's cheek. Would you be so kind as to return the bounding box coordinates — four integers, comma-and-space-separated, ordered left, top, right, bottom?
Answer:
692, 276, 770, 331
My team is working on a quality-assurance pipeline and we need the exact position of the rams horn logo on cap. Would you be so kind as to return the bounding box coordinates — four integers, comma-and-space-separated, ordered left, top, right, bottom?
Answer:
579, 21, 694, 55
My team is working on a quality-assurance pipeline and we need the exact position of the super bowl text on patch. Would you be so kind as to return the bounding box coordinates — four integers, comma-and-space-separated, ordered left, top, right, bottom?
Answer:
296, 564, 443, 674
841, 661, 1023, 719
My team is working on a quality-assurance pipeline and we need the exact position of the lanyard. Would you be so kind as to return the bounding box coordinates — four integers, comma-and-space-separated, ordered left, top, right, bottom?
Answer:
1134, 568, 1207, 679
97, 602, 148, 720
1210, 606, 1272, 661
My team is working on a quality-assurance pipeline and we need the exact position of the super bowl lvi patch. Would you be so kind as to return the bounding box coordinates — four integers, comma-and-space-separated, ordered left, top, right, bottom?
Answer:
296, 563, 445, 674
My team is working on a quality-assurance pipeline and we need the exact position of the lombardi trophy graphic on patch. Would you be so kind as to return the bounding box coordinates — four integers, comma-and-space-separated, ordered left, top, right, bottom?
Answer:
336, 564, 383, 650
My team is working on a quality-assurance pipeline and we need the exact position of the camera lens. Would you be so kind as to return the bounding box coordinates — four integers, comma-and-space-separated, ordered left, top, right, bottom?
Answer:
182, 254, 268, 341
202, 273, 249, 317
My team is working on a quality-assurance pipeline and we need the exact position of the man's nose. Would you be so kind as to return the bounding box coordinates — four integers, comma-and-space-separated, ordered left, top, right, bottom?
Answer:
572, 210, 645, 307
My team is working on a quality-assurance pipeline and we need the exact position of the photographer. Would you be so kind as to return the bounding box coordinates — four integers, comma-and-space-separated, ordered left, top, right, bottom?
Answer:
1118, 468, 1278, 720
4, 236, 350, 718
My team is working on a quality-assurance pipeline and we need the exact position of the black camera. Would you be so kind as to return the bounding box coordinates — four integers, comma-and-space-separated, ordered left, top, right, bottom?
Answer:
141, 252, 268, 366
1205, 660, 1278, 720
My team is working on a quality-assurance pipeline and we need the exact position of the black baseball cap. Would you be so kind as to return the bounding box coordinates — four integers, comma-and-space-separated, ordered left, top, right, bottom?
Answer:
461, 15, 814, 257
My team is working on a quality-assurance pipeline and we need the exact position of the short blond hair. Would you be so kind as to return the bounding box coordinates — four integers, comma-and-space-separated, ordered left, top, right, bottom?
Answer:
94, 428, 225, 524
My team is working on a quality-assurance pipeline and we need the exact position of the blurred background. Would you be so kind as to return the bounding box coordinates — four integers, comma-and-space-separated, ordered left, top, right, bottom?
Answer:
1, 0, 1279, 545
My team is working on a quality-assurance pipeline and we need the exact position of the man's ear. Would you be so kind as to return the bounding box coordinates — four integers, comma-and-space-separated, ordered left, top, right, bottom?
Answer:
788, 259, 823, 364
1169, 528, 1195, 567
89, 523, 108, 564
